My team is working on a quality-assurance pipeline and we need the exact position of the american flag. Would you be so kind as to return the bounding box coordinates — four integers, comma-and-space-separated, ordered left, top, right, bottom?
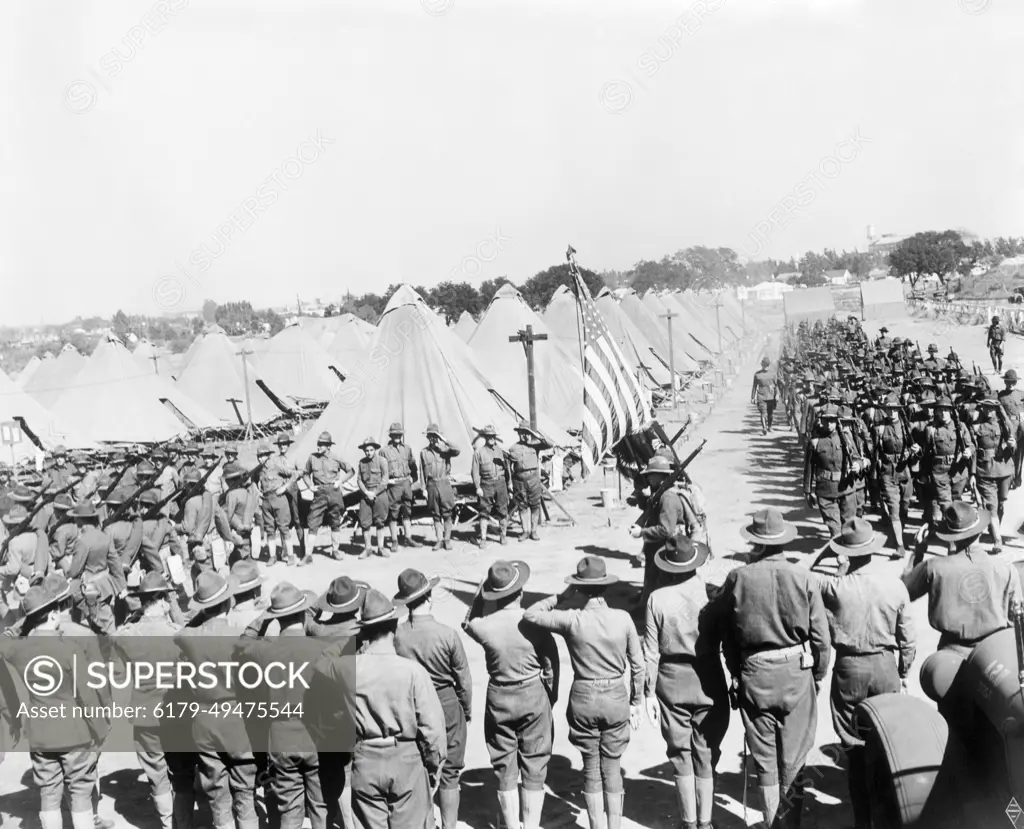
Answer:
567, 246, 651, 475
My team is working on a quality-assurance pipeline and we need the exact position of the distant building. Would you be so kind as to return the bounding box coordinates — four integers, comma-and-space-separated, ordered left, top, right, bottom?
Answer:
775, 272, 801, 284
825, 269, 851, 285
867, 228, 978, 257
738, 281, 794, 302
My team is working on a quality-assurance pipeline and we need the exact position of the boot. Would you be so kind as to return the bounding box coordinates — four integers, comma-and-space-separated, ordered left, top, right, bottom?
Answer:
499, 519, 509, 545
674, 776, 697, 827
520, 787, 545, 829
583, 791, 606, 829
605, 791, 624, 829
432, 520, 444, 551
377, 529, 390, 558
479, 520, 488, 549
758, 785, 780, 829
266, 539, 278, 565
172, 789, 194, 829
153, 793, 173, 829
496, 788, 522, 829
695, 776, 715, 828
38, 812, 63, 829
518, 509, 530, 543
331, 530, 345, 560
443, 517, 453, 550
438, 787, 460, 829
403, 521, 422, 547
389, 523, 399, 552
778, 783, 804, 829
889, 520, 905, 559
359, 531, 372, 560
530, 507, 541, 541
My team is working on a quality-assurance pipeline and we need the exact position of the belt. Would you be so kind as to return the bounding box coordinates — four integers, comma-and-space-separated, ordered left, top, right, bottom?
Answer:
490, 672, 541, 688
741, 643, 805, 663
816, 470, 841, 481
388, 476, 411, 482
660, 653, 698, 665
574, 675, 624, 686
934, 454, 954, 464
358, 736, 412, 747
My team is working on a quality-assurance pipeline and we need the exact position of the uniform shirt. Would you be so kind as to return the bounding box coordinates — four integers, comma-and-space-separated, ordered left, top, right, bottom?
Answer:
709, 551, 832, 682
156, 466, 179, 501
817, 568, 916, 677
140, 517, 172, 574
804, 430, 859, 498
875, 419, 911, 474
260, 454, 300, 494
305, 452, 354, 488
420, 442, 460, 483
395, 614, 472, 717
974, 418, 1014, 478
640, 489, 699, 553
643, 576, 718, 696
923, 357, 947, 373
463, 607, 560, 686
751, 368, 778, 402
472, 446, 506, 488
224, 487, 253, 534
42, 462, 78, 492
903, 550, 1022, 644
119, 610, 182, 726
182, 492, 213, 544
49, 520, 79, 569
0, 532, 37, 579
999, 388, 1024, 422
507, 443, 540, 478
175, 617, 244, 705
357, 454, 389, 496
925, 421, 973, 479
351, 641, 447, 777
988, 324, 1006, 347
382, 443, 418, 482
524, 595, 645, 705
108, 518, 143, 571
68, 525, 122, 587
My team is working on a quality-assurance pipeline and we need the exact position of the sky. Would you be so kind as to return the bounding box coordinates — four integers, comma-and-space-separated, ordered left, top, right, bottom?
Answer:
4, 0, 1024, 324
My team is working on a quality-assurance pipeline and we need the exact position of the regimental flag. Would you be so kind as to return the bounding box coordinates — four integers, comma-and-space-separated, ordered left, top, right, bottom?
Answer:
567, 246, 651, 475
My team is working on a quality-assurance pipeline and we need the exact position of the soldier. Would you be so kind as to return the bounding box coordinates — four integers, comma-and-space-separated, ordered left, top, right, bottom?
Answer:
66, 500, 123, 635
105, 488, 143, 588
227, 558, 267, 627
750, 356, 778, 435
180, 467, 215, 577
874, 393, 918, 557
119, 572, 184, 829
236, 582, 327, 829
394, 569, 473, 829
41, 444, 78, 491
987, 315, 1006, 373
463, 560, 558, 829
304, 431, 356, 562
260, 437, 303, 566
973, 391, 1016, 551
709, 508, 831, 829
175, 571, 258, 829
524, 556, 645, 829
922, 343, 946, 374
471, 425, 510, 548
643, 536, 727, 829
816, 518, 916, 829
200, 445, 224, 495
840, 402, 871, 518
999, 368, 1024, 488
0, 505, 41, 621
356, 436, 390, 559
219, 462, 256, 564
348, 589, 447, 828
919, 395, 974, 554
138, 488, 177, 576
420, 424, 460, 551
508, 420, 549, 542
803, 403, 862, 538
382, 422, 423, 550
875, 326, 891, 351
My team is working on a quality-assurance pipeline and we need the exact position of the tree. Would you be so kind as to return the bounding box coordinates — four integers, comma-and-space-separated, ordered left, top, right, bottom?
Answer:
887, 230, 971, 288
202, 299, 219, 323
431, 281, 481, 324
798, 251, 832, 283
111, 310, 131, 340
264, 311, 285, 335
479, 276, 514, 305
323, 304, 337, 317
521, 263, 603, 310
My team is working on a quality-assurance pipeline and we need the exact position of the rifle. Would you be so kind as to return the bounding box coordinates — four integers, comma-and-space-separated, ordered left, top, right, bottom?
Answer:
102, 479, 152, 529
0, 477, 81, 567
634, 439, 707, 528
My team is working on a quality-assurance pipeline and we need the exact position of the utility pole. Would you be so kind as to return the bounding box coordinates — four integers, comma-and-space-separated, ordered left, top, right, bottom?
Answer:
509, 324, 548, 430
659, 310, 679, 417
714, 295, 724, 354
237, 347, 255, 439
149, 353, 160, 375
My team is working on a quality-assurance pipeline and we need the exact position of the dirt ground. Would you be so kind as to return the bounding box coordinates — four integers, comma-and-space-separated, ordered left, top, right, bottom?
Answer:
0, 308, 1020, 828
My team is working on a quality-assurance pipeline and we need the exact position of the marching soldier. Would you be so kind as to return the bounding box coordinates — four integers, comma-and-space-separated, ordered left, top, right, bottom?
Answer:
304, 431, 356, 562
420, 424, 460, 551
750, 356, 778, 435
472, 425, 510, 548
922, 343, 946, 374
803, 403, 863, 538
524, 556, 645, 829
709, 508, 831, 829
508, 420, 550, 542
973, 391, 1016, 551
643, 536, 728, 829
919, 395, 974, 554
875, 326, 891, 351
999, 368, 1024, 488
65, 501, 123, 634
0, 505, 44, 617
874, 393, 918, 557
462, 560, 558, 829
394, 569, 473, 829
41, 445, 77, 491
816, 518, 916, 829
383, 422, 423, 550
356, 436, 390, 559
987, 315, 1006, 373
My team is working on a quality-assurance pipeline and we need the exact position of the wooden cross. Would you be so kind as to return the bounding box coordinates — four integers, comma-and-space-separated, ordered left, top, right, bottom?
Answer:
509, 324, 548, 430
149, 353, 161, 375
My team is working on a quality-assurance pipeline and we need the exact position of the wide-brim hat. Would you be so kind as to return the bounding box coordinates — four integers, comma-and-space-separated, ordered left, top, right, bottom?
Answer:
935, 502, 990, 543
565, 555, 618, 587
654, 535, 710, 574
740, 508, 798, 546
388, 421, 404, 435
2, 506, 27, 526
829, 517, 885, 557
393, 569, 440, 606
1005, 370, 1019, 382
9, 486, 35, 503
52, 445, 67, 457
318, 576, 369, 613
188, 571, 238, 612
133, 571, 175, 595
275, 433, 294, 446
474, 424, 500, 439
425, 423, 442, 436
643, 456, 673, 476
21, 585, 59, 619
316, 431, 334, 445
222, 462, 248, 482
264, 582, 317, 618
356, 589, 400, 629
358, 436, 381, 450
818, 404, 840, 420
69, 501, 99, 520
480, 560, 531, 601
42, 573, 72, 604
256, 443, 272, 456
229, 559, 265, 592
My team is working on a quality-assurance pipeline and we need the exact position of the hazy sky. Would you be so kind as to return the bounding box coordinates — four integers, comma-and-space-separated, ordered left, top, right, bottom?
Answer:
5, 0, 1023, 324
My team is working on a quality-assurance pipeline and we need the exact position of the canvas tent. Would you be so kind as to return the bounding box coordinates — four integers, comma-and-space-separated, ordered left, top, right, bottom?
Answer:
453, 311, 477, 342
595, 291, 680, 383
860, 279, 906, 320
50, 335, 220, 443
658, 293, 720, 357
639, 292, 712, 364
252, 323, 347, 404
14, 356, 42, 389
290, 286, 526, 480
132, 340, 178, 379
0, 369, 93, 461
23, 344, 87, 409
540, 285, 584, 359
326, 314, 375, 372
783, 287, 838, 324
175, 329, 285, 425
617, 291, 701, 373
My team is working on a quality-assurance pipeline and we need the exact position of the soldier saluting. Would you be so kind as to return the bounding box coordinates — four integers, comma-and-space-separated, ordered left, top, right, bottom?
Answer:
508, 420, 550, 542
420, 423, 460, 551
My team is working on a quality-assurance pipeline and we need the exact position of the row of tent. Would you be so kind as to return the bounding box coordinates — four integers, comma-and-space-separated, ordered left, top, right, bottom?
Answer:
1, 286, 754, 479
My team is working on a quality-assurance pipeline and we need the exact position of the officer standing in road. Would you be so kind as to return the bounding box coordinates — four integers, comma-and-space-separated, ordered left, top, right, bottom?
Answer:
751, 357, 779, 435
303, 432, 356, 563
709, 508, 831, 829
382, 422, 423, 550
524, 556, 645, 829
471, 425, 510, 548
394, 569, 473, 829
987, 315, 1006, 373
420, 424, 460, 551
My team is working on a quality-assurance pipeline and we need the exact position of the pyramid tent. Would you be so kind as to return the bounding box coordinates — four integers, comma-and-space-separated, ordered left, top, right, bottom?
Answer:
49, 335, 220, 443
541, 284, 586, 360
175, 329, 284, 426
453, 310, 477, 342
132, 340, 177, 379
618, 290, 703, 370
289, 286, 526, 480
0, 369, 94, 461
251, 322, 347, 404
468, 284, 584, 432
175, 324, 227, 376
14, 356, 42, 389
704, 291, 747, 339
23, 344, 88, 409
594, 291, 684, 383
326, 314, 375, 372
658, 293, 720, 356
637, 292, 711, 365
679, 290, 740, 345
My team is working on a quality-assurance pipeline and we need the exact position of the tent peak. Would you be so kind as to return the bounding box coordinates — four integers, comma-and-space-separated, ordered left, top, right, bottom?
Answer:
493, 283, 522, 301
383, 285, 426, 314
